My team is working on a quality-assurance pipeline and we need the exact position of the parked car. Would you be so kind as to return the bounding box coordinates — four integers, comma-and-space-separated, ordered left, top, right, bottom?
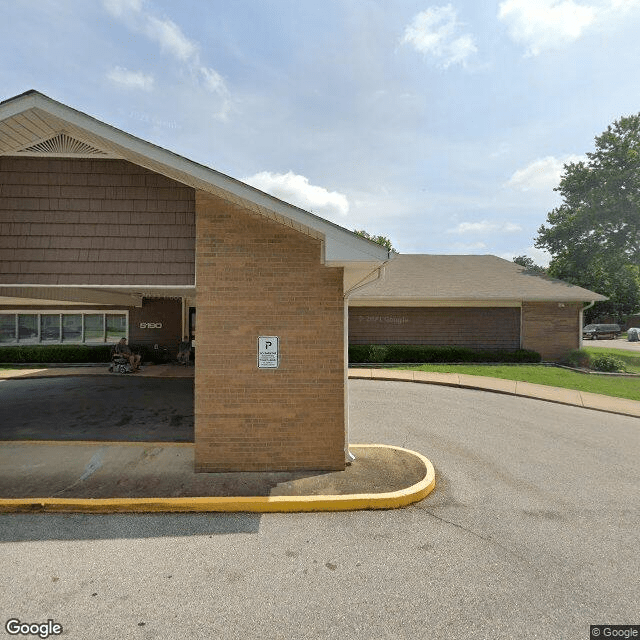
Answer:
582, 323, 621, 340
627, 328, 639, 342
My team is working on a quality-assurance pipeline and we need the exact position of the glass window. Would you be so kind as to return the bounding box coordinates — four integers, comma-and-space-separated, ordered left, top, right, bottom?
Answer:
0, 315, 16, 343
62, 315, 83, 342
106, 314, 127, 342
18, 315, 38, 342
84, 314, 105, 342
0, 311, 128, 345
40, 314, 61, 343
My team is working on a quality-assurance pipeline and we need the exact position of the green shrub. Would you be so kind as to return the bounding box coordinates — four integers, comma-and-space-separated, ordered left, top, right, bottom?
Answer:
368, 345, 388, 363
0, 345, 112, 363
562, 349, 591, 369
348, 345, 371, 363
590, 354, 626, 373
348, 344, 541, 364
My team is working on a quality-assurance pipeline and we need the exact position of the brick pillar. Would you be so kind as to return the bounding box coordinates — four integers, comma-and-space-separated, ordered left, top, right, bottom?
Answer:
194, 192, 346, 472
521, 301, 581, 361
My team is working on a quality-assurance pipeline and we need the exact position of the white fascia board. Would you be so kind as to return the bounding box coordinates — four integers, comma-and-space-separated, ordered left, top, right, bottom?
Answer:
349, 295, 605, 306
324, 233, 391, 264
0, 91, 42, 120
4, 92, 390, 266
349, 298, 522, 308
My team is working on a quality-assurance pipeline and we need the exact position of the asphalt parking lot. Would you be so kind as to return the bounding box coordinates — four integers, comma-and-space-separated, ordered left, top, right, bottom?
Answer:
586, 335, 640, 351
1, 378, 638, 639
0, 376, 194, 442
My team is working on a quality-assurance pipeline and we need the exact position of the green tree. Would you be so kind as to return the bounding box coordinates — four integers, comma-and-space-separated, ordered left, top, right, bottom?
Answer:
512, 255, 547, 275
535, 114, 640, 321
354, 229, 396, 252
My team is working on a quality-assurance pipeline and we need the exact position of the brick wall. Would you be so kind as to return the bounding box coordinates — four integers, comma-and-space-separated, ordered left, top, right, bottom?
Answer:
0, 157, 195, 285
194, 192, 345, 472
349, 306, 521, 350
521, 301, 581, 360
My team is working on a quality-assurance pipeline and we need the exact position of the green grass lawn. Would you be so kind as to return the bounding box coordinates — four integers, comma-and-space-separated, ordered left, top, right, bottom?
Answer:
581, 345, 640, 373
392, 362, 640, 402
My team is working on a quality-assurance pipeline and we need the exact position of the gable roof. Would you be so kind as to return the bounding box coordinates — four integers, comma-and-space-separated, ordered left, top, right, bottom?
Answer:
349, 254, 607, 305
0, 90, 390, 282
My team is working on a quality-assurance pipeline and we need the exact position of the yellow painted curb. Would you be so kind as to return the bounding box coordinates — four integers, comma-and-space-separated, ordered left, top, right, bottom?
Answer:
0, 444, 435, 514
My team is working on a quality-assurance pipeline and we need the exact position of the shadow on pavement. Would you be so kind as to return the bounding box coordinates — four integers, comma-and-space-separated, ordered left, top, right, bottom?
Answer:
0, 512, 262, 542
0, 377, 194, 442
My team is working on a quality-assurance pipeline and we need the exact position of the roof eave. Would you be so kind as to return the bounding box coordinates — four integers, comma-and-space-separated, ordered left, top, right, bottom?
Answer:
0, 90, 390, 266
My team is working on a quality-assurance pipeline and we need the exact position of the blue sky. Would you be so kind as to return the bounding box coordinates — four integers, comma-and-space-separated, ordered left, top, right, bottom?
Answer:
3, 0, 640, 262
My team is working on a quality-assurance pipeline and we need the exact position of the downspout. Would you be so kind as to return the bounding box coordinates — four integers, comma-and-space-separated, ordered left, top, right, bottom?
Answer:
342, 253, 394, 464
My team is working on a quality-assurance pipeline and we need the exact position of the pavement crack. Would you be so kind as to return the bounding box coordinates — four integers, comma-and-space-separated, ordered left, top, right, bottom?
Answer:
423, 508, 535, 570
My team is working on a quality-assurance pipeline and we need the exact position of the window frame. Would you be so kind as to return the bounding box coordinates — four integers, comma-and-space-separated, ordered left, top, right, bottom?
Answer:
0, 310, 129, 345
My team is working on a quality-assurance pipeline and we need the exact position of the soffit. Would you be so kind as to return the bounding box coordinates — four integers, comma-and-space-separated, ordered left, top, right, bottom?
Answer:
0, 285, 196, 307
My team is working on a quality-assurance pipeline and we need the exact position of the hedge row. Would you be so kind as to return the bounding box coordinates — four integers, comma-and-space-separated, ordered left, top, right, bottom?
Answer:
349, 344, 541, 364
1, 343, 542, 365
0, 344, 175, 364
0, 345, 113, 363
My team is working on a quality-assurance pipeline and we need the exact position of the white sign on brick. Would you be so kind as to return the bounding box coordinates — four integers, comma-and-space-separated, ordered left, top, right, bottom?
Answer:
257, 336, 279, 369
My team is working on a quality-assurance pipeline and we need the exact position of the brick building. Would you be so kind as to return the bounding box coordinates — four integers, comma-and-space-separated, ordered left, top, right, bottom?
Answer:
0, 91, 606, 473
349, 254, 606, 361
0, 90, 390, 472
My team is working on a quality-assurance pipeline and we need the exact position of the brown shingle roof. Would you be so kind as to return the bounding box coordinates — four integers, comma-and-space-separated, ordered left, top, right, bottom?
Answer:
350, 254, 607, 303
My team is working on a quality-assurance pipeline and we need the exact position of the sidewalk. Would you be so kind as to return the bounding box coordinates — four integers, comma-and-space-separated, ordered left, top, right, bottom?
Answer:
0, 363, 194, 380
348, 368, 640, 419
0, 443, 434, 513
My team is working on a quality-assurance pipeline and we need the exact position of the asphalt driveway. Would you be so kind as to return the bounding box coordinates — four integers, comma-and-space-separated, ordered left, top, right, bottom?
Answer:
0, 376, 194, 442
1, 379, 638, 639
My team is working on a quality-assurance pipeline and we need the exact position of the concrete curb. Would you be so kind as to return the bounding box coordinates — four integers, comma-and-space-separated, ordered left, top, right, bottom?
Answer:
349, 369, 640, 419
0, 444, 435, 514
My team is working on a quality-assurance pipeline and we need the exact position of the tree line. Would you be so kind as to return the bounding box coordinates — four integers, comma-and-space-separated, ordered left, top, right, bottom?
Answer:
519, 114, 640, 323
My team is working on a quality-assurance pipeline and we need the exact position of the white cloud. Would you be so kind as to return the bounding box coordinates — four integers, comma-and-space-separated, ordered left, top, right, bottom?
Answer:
401, 5, 477, 68
107, 66, 154, 90
506, 154, 586, 191
526, 246, 552, 266
102, 0, 230, 116
500, 246, 552, 266
199, 66, 225, 93
498, 0, 596, 55
610, 0, 640, 9
144, 15, 197, 61
243, 171, 350, 220
103, 0, 143, 18
449, 241, 488, 251
448, 220, 522, 234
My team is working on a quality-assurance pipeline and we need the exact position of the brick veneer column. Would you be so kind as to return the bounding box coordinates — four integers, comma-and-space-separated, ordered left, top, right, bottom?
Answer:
521, 301, 581, 361
194, 192, 345, 472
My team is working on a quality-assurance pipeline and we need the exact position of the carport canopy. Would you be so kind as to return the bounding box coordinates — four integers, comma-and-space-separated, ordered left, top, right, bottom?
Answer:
0, 89, 392, 308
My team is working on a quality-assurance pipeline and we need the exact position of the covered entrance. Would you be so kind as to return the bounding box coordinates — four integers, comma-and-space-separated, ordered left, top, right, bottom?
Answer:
0, 90, 391, 472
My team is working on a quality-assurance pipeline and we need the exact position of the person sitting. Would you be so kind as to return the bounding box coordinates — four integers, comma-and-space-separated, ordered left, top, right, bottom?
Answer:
177, 337, 192, 365
113, 337, 141, 371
